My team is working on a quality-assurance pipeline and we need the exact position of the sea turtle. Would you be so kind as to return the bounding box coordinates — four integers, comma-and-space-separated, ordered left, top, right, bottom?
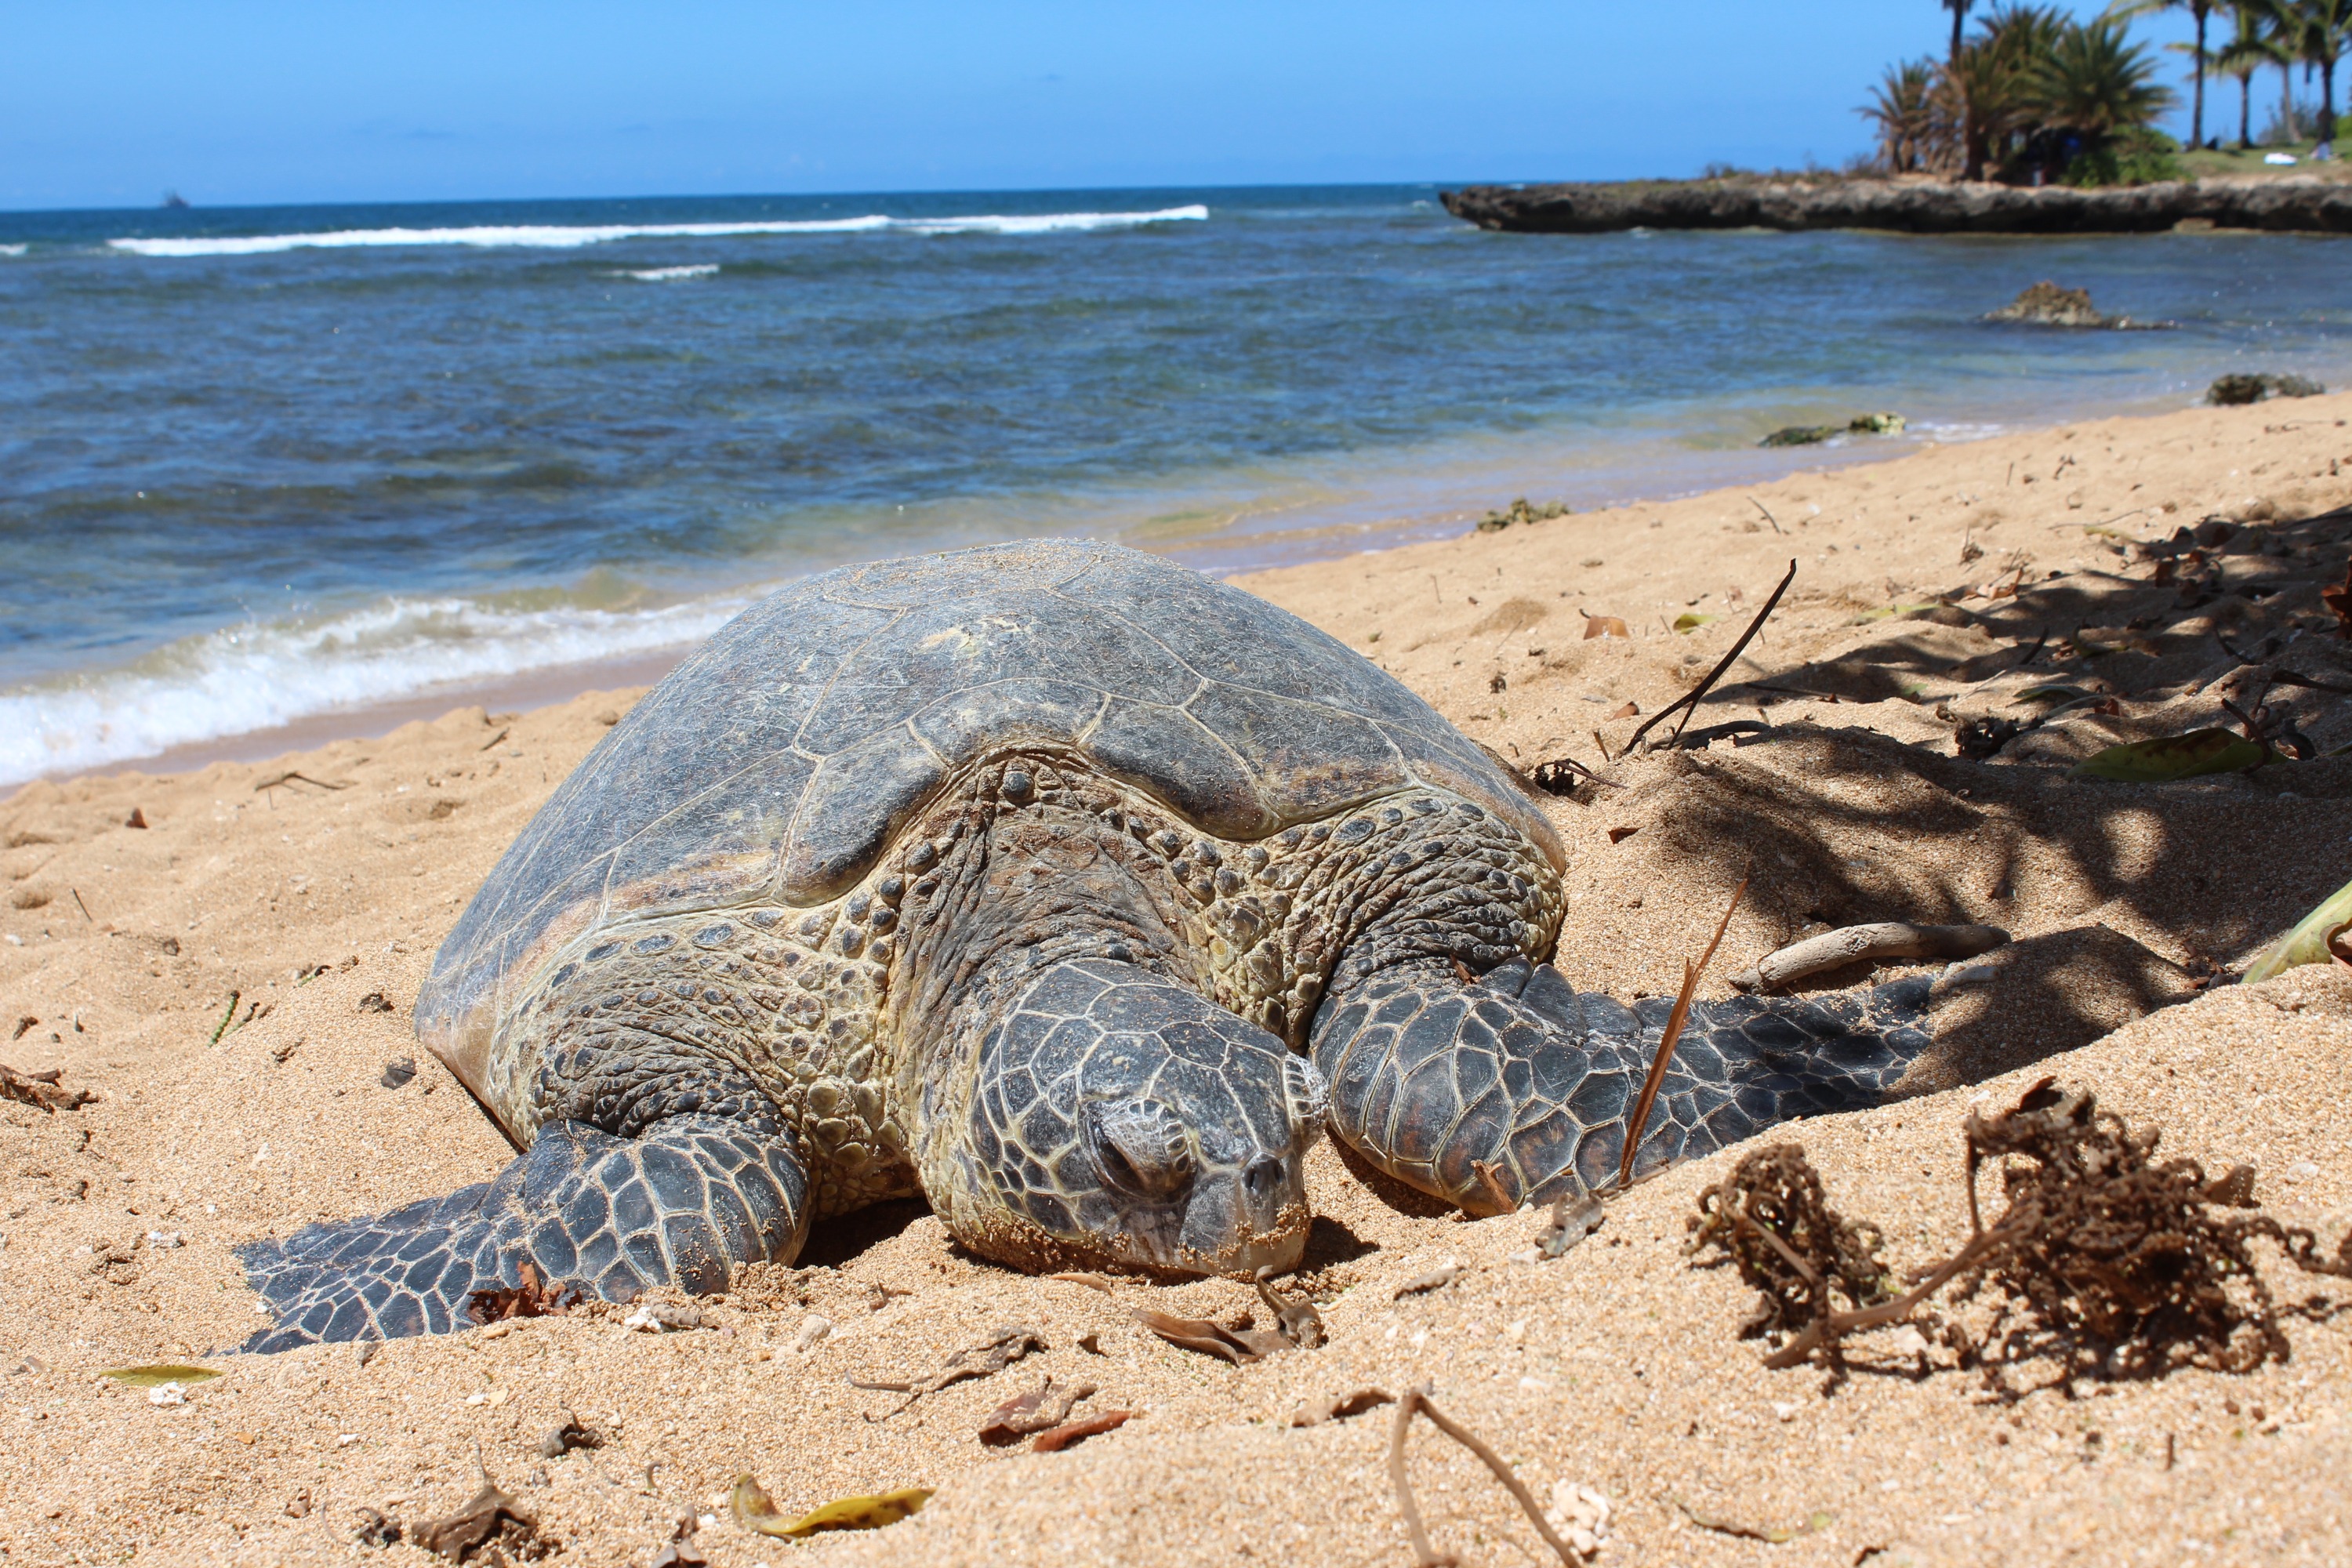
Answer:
240, 539, 1937, 1348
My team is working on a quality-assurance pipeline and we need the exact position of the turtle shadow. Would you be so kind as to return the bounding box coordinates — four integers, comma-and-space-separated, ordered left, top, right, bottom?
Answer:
1300, 1214, 1380, 1272
799, 1197, 932, 1269
1330, 1137, 1456, 1220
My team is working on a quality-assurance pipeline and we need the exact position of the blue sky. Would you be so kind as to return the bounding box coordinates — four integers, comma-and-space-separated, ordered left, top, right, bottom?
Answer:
3, 1, 2183, 209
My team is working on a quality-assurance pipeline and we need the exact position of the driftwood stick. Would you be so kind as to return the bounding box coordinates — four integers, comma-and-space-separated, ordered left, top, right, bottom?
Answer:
1729, 923, 2008, 993
1628, 557, 1797, 752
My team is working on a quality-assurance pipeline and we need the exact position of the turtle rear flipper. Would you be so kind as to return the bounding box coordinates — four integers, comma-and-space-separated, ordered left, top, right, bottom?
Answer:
1310, 956, 1934, 1214
236, 1113, 808, 1351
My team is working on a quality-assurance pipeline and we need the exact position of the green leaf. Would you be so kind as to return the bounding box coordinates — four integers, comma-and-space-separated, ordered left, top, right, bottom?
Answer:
1671, 612, 1719, 633
731, 1476, 931, 1538
2241, 874, 2352, 985
2068, 729, 2267, 782
100, 1364, 221, 1387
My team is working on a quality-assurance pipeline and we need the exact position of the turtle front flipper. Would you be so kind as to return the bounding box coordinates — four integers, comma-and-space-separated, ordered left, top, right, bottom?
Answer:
1308, 955, 1934, 1214
236, 1112, 808, 1351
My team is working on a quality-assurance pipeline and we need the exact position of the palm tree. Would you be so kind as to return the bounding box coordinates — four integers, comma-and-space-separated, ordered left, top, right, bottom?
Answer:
2216, 1, 2289, 147
2028, 16, 2180, 142
2278, 0, 2352, 150
1864, 60, 1940, 169
1947, 0, 1976, 67
1962, 4, 2079, 175
2106, 0, 2216, 147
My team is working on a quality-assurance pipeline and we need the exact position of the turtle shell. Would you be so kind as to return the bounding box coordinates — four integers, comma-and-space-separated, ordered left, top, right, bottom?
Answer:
416, 539, 1560, 1085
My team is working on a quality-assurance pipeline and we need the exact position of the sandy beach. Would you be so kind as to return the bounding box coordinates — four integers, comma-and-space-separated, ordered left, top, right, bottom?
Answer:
5, 392, 2350, 1566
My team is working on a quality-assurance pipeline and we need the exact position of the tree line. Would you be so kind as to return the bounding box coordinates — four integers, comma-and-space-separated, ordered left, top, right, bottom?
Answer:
1864, 0, 2347, 183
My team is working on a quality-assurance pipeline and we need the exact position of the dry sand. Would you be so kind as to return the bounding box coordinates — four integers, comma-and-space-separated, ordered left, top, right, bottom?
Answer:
4, 394, 2351, 1567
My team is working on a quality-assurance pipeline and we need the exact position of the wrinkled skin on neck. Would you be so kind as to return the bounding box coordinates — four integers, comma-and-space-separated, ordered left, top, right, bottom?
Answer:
884, 759, 1322, 1277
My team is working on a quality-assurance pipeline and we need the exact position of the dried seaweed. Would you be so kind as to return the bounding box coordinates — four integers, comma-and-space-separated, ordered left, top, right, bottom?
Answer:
1951, 1080, 2299, 1377
1687, 1145, 1893, 1359
1689, 1079, 2352, 1383
465, 1262, 579, 1326
2322, 556, 2352, 637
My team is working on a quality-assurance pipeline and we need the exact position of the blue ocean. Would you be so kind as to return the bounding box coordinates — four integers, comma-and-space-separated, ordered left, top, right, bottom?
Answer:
1, 184, 2343, 786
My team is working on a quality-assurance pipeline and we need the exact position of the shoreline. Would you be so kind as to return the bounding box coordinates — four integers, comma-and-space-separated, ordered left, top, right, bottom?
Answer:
4, 388, 2249, 792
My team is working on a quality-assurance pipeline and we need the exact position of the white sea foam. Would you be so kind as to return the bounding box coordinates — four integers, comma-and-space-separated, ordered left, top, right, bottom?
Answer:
620, 264, 720, 282
0, 244, 27, 257
106, 205, 1209, 258
0, 590, 759, 786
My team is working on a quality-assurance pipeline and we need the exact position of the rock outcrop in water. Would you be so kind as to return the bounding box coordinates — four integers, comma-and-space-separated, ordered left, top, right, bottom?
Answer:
1759, 412, 1908, 448
2207, 372, 2326, 405
1440, 176, 2352, 234
1985, 282, 2114, 327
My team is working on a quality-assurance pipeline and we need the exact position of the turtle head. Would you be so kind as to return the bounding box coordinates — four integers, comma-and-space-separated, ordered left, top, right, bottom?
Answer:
920, 959, 1323, 1279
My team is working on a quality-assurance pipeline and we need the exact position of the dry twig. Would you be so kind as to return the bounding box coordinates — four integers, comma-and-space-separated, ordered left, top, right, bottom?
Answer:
1627, 557, 1797, 751
845, 1324, 1044, 1418
1616, 872, 1748, 1189
1387, 1386, 1581, 1566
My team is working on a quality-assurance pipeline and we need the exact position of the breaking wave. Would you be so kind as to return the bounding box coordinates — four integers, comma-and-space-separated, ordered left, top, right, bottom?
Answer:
107, 205, 1209, 258
0, 589, 760, 786
620, 264, 720, 282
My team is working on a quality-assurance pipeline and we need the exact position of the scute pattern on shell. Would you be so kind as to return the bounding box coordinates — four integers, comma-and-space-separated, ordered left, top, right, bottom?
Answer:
416, 539, 1557, 1086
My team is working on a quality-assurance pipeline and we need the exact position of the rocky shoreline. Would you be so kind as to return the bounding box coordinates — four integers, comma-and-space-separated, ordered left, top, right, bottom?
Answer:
1440, 175, 2352, 234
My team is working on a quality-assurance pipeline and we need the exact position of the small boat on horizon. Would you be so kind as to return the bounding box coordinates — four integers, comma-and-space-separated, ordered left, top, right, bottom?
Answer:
161, 191, 190, 209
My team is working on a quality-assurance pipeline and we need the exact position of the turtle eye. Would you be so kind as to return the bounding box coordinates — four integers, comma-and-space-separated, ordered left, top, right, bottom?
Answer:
1086, 1098, 1196, 1200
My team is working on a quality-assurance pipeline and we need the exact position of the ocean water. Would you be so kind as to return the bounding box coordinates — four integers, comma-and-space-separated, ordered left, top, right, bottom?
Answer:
2, 183, 2345, 786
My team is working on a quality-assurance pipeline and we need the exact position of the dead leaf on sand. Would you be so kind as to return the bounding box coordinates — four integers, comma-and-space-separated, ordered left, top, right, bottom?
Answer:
411, 1463, 552, 1563
978, 1374, 1097, 1446
730, 1475, 931, 1537
1255, 1266, 1327, 1348
1284, 1387, 1396, 1427
1582, 615, 1630, 641
1132, 1308, 1292, 1365
1031, 1410, 1138, 1451
0, 1062, 93, 1112
2321, 557, 2352, 637
1391, 1263, 1461, 1300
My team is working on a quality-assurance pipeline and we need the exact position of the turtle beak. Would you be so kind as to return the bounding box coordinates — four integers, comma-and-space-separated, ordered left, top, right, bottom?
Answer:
1169, 1146, 1308, 1278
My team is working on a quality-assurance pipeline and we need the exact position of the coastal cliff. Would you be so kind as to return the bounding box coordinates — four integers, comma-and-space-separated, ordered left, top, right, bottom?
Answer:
1440, 176, 2352, 234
